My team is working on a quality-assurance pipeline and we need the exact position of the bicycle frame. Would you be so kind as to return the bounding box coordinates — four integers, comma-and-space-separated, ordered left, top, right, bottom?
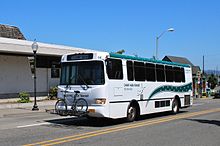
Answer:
55, 88, 88, 116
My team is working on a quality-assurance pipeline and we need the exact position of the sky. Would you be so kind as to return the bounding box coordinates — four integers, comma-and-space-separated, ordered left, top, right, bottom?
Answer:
0, 0, 220, 70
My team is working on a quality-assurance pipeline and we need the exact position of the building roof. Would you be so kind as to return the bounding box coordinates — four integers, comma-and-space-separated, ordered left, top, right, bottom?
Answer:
162, 55, 194, 66
0, 37, 94, 56
162, 55, 201, 75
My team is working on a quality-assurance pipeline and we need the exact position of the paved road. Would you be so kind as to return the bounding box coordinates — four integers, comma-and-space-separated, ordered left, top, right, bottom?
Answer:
0, 98, 219, 146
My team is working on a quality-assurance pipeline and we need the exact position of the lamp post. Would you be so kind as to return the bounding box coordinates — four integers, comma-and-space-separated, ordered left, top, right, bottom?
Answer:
32, 40, 39, 111
155, 28, 174, 60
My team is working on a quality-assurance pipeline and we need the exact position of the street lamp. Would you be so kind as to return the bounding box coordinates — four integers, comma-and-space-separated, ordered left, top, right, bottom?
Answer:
155, 28, 174, 60
32, 40, 39, 111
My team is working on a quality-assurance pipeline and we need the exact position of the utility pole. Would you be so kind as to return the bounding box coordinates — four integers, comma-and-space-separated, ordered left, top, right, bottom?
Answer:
201, 55, 205, 95
203, 55, 204, 74
217, 66, 219, 85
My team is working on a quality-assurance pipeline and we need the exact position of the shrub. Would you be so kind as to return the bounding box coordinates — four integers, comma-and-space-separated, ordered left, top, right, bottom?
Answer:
48, 86, 58, 100
18, 92, 30, 103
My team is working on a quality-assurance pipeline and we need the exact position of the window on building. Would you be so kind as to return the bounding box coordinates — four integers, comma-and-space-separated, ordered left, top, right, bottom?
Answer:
127, 61, 134, 81
165, 65, 174, 82
156, 64, 165, 82
134, 61, 145, 81
36, 56, 61, 68
51, 64, 60, 78
28, 57, 34, 76
106, 59, 123, 79
146, 63, 156, 81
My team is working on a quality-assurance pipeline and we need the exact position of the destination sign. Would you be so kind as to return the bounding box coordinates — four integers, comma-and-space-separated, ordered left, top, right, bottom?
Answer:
67, 54, 93, 61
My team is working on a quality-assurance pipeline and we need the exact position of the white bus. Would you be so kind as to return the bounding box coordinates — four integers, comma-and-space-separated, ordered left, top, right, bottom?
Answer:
56, 52, 193, 121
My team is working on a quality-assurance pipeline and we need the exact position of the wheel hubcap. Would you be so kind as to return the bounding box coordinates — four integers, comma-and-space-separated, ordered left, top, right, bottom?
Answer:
173, 100, 178, 113
128, 107, 135, 120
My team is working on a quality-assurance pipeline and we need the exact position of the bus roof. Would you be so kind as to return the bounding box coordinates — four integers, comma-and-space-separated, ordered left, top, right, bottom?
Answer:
109, 53, 190, 68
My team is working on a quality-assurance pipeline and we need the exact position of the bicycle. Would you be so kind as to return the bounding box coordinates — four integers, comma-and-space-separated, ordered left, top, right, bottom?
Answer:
55, 90, 88, 116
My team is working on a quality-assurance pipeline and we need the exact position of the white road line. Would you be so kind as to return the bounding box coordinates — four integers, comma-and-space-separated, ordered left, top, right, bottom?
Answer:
16, 116, 77, 129
193, 103, 204, 106
17, 122, 50, 128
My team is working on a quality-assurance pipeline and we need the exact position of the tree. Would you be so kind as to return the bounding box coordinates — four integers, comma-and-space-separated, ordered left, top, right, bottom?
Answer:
115, 49, 125, 54
207, 74, 218, 89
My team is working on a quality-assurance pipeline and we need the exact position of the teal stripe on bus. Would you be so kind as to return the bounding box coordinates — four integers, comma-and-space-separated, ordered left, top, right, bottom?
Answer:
149, 82, 192, 99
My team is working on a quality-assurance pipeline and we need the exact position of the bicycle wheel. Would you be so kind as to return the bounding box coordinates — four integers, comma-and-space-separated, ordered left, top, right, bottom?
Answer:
55, 99, 67, 116
74, 98, 88, 113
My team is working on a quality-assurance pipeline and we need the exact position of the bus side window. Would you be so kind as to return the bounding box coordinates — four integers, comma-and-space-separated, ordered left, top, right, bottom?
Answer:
146, 63, 156, 81
181, 68, 185, 82
165, 65, 174, 82
106, 59, 123, 80
174, 67, 182, 82
126, 61, 134, 81
156, 64, 165, 82
134, 61, 145, 81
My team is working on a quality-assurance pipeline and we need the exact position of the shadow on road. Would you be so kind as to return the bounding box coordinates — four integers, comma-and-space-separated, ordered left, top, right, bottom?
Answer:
187, 119, 220, 127
45, 110, 188, 128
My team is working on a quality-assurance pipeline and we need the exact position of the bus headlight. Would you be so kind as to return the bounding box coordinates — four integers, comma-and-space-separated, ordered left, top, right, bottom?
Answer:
95, 98, 106, 104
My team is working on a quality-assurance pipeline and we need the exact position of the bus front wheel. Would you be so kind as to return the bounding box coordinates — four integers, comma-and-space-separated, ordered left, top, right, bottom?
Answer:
126, 105, 137, 122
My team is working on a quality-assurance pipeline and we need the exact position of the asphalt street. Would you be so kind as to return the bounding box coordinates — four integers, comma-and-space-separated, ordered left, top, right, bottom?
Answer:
0, 98, 219, 146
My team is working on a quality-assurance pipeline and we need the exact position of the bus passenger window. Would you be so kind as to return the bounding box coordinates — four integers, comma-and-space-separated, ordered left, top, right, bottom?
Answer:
106, 59, 123, 79
165, 66, 174, 82
127, 61, 134, 81
174, 67, 182, 82
156, 64, 165, 82
181, 68, 185, 82
146, 63, 156, 81
134, 61, 145, 81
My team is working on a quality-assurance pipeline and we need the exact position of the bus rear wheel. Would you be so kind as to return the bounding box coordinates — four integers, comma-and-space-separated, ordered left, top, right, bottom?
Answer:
172, 98, 179, 114
126, 105, 137, 122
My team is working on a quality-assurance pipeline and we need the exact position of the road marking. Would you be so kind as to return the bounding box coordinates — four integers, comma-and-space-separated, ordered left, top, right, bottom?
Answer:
17, 122, 50, 128
23, 108, 220, 146
193, 103, 204, 106
17, 117, 75, 128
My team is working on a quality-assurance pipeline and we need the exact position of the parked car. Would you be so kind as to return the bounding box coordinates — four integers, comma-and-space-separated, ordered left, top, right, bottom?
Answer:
210, 89, 216, 96
214, 90, 220, 98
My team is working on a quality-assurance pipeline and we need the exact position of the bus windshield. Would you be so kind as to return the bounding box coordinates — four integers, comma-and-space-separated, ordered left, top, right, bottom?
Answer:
60, 61, 105, 85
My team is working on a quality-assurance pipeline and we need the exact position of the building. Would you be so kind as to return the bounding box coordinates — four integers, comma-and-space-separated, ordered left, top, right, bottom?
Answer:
0, 25, 93, 98
163, 55, 202, 97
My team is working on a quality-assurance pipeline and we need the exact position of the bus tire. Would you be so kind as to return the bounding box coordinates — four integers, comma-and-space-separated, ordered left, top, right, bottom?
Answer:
172, 98, 179, 114
126, 104, 137, 122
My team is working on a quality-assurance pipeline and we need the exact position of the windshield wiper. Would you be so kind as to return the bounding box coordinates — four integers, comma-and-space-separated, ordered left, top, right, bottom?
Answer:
78, 74, 90, 89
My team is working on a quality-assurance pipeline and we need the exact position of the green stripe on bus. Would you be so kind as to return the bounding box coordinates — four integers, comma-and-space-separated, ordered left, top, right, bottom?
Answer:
149, 82, 192, 99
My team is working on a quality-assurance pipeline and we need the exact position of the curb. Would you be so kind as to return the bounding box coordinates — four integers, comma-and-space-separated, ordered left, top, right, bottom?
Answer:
0, 96, 49, 104
0, 100, 56, 110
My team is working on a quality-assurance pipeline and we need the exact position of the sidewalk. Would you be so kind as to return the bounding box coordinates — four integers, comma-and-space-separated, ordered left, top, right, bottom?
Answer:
0, 97, 56, 117
193, 96, 214, 100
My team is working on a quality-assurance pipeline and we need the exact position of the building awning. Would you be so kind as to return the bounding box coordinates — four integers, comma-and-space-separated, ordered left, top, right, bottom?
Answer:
0, 37, 93, 56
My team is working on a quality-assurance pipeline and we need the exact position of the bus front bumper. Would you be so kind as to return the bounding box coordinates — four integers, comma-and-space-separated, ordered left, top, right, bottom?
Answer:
87, 105, 108, 118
